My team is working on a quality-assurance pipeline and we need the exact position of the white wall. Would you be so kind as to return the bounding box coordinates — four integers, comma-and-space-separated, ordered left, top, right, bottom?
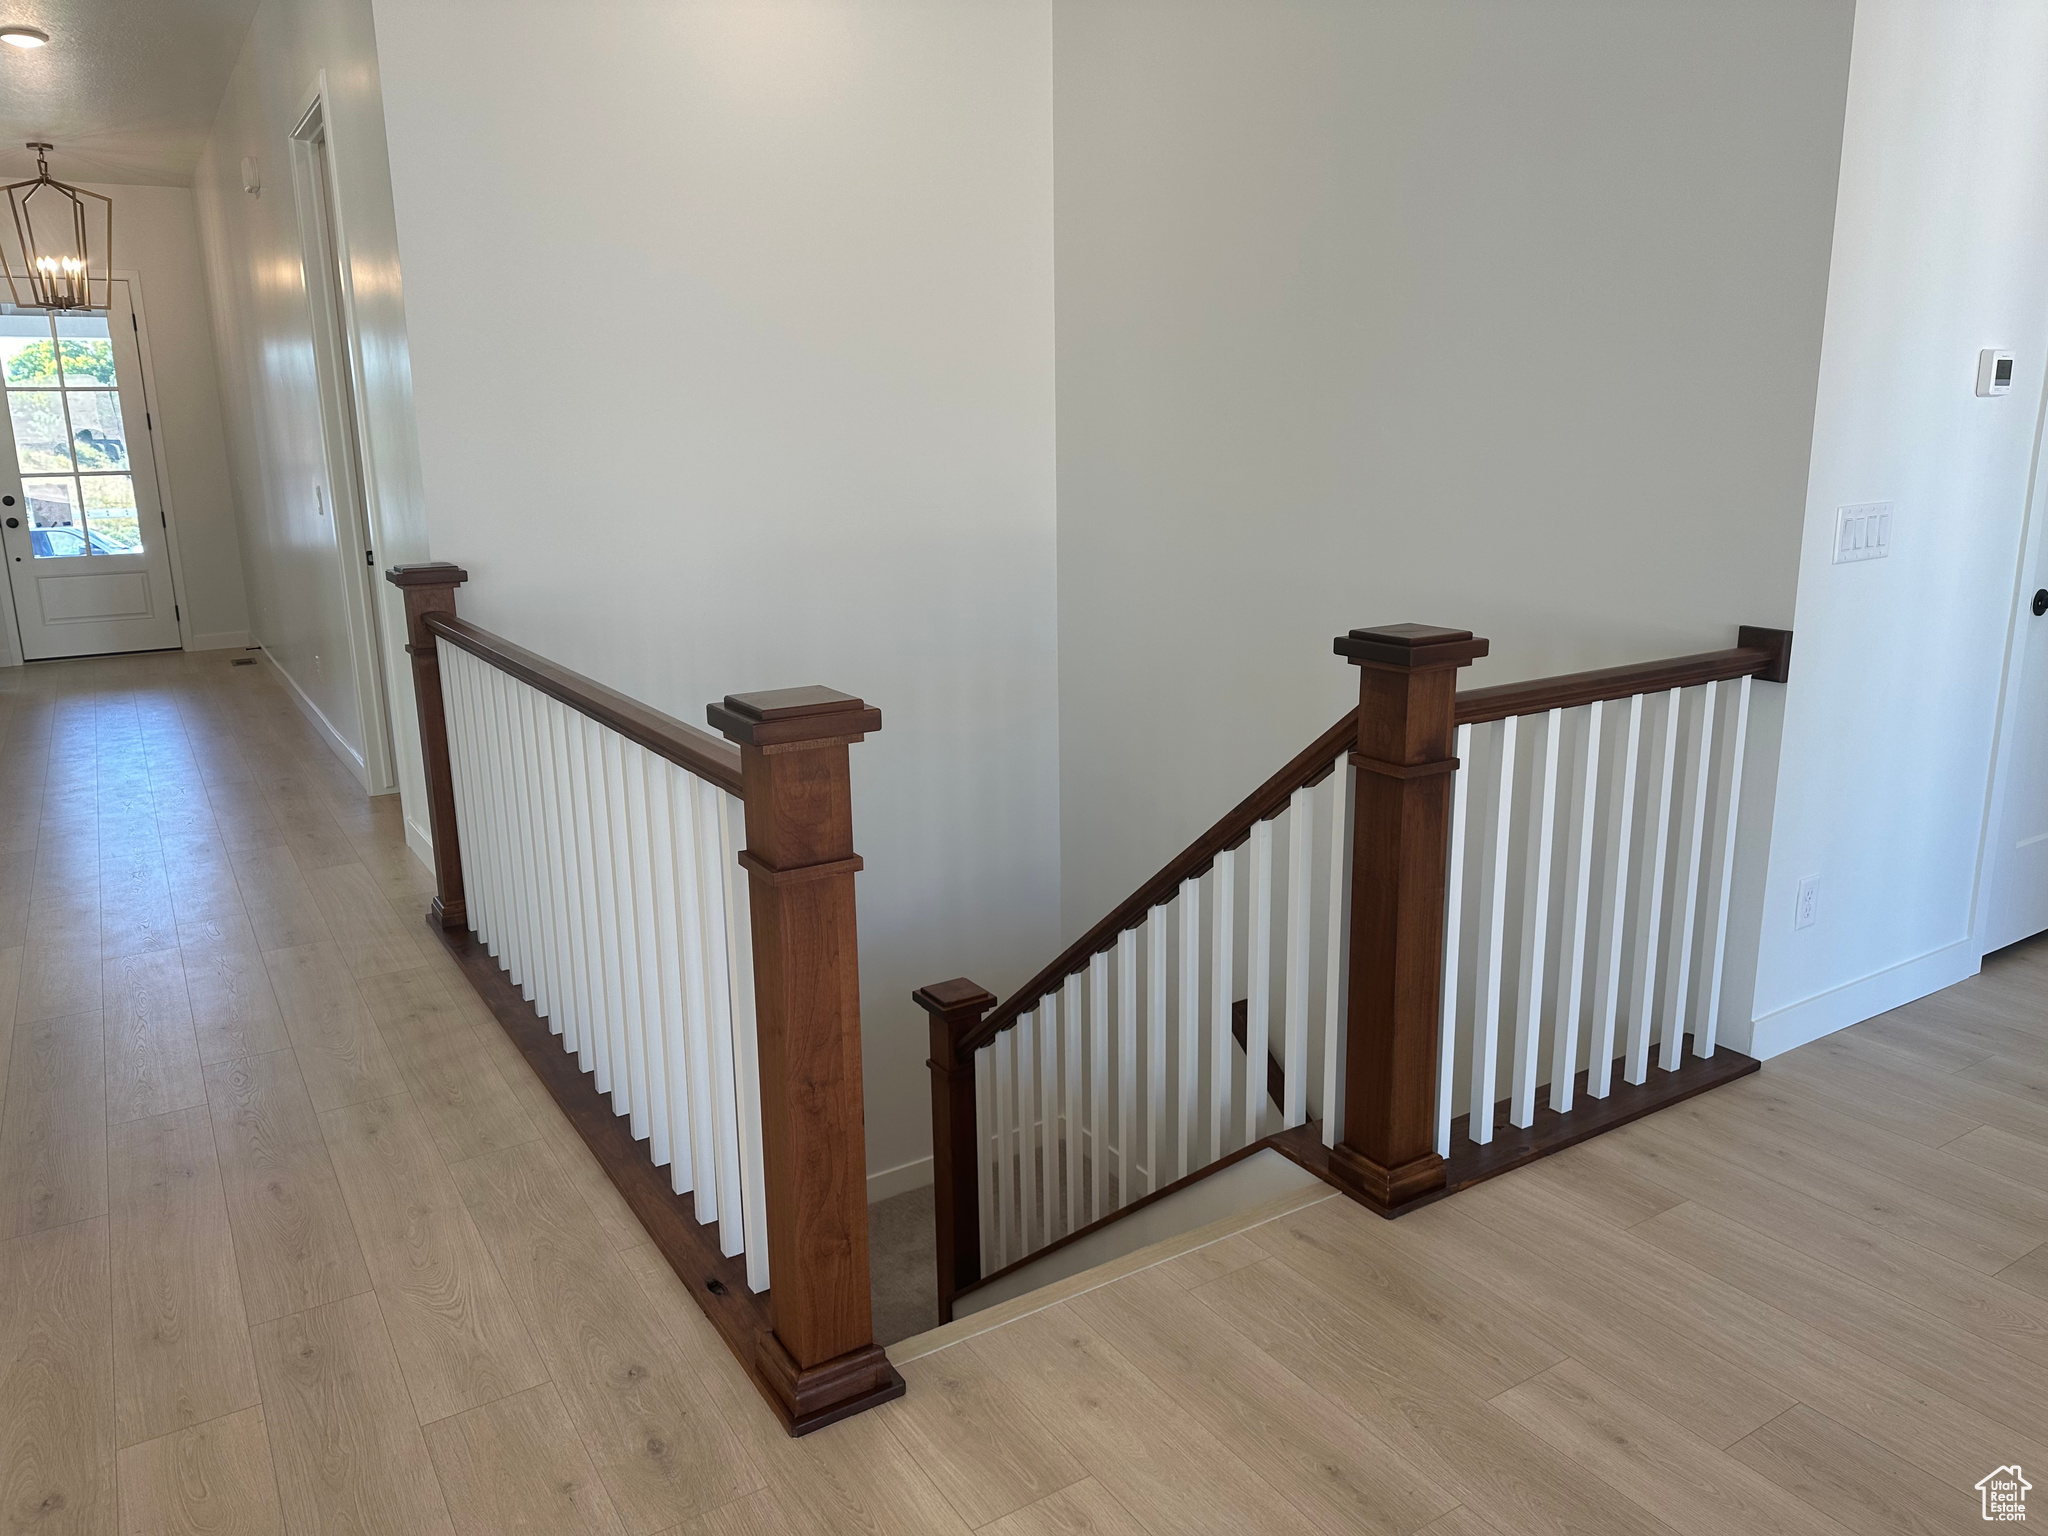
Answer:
83, 184, 250, 649
1745, 0, 2048, 1056
1050, 0, 1854, 1025
368, 0, 1061, 1188
192, 0, 434, 831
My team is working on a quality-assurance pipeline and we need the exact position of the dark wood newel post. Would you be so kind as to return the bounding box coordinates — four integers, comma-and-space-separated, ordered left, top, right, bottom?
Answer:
1328, 623, 1489, 1213
707, 685, 904, 1432
385, 562, 470, 929
913, 979, 996, 1323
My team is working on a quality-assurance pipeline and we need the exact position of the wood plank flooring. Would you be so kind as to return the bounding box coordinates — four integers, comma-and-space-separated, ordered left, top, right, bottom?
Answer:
1, 648, 2046, 1534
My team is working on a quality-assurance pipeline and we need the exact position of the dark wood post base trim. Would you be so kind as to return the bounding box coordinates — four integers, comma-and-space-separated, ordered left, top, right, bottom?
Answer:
428, 895, 467, 930
1326, 1143, 1447, 1213
755, 1333, 905, 1433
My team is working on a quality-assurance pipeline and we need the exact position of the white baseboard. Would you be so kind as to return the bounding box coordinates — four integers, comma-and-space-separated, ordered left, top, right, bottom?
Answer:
403, 813, 434, 870
260, 650, 367, 778
188, 629, 252, 652
868, 1155, 933, 1204
1740, 937, 1979, 1060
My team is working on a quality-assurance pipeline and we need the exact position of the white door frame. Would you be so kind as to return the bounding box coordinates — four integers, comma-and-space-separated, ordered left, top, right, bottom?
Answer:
0, 271, 194, 666
290, 75, 399, 796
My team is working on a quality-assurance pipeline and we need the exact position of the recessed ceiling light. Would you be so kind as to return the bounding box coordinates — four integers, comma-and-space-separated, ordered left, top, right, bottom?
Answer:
0, 26, 49, 48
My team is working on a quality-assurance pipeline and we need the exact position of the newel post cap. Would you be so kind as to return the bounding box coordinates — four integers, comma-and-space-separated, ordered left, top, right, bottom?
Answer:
707, 685, 882, 748
385, 561, 470, 589
913, 979, 998, 1018
1334, 623, 1489, 670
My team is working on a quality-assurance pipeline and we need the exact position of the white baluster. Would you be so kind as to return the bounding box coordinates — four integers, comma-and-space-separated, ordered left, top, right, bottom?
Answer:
534, 695, 578, 1056
458, 652, 498, 951
1587, 693, 1643, 1098
436, 644, 484, 947
1471, 714, 1517, 1145
494, 670, 539, 1003
1660, 682, 1717, 1072
652, 762, 696, 1190
1146, 911, 1166, 1195
663, 771, 706, 1198
716, 790, 767, 1283
1039, 988, 1058, 1239
1626, 688, 1682, 1086
1324, 761, 1353, 1149
976, 1047, 997, 1274
580, 715, 624, 1104
621, 742, 666, 1156
1700, 676, 1752, 1058
1550, 701, 1603, 1114
1089, 950, 1109, 1224
706, 783, 747, 1257
1017, 1009, 1039, 1253
561, 702, 602, 1076
602, 732, 650, 1137
994, 1024, 1016, 1267
1209, 846, 1236, 1159
1063, 970, 1083, 1236
464, 658, 504, 962
1177, 875, 1200, 1179
1116, 927, 1137, 1209
1245, 819, 1274, 1146
477, 663, 517, 973
514, 684, 557, 1023
1282, 785, 1313, 1129
681, 775, 726, 1220
1510, 708, 1561, 1130
1435, 730, 1470, 1157
440, 648, 485, 943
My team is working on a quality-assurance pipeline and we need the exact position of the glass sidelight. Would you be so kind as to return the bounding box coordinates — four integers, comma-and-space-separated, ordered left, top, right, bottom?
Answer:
0, 309, 140, 557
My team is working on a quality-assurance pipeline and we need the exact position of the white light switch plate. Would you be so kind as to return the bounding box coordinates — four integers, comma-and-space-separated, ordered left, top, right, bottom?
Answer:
1834, 502, 1892, 564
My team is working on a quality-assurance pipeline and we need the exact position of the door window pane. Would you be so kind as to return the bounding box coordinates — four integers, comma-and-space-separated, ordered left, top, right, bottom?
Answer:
0, 314, 58, 386
55, 336, 116, 387
66, 392, 126, 469
8, 391, 71, 472
23, 477, 84, 558
4, 308, 144, 561
82, 475, 140, 552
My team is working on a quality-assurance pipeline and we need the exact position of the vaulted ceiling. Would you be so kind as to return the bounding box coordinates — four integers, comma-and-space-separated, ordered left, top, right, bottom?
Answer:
0, 0, 262, 186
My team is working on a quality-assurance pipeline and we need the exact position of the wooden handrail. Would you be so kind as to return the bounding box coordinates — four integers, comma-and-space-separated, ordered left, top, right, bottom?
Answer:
422, 611, 744, 796
965, 706, 1361, 1051
964, 623, 1791, 1054
1455, 626, 1791, 725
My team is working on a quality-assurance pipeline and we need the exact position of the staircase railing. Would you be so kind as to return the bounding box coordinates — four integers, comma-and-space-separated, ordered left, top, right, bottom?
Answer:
387, 562, 897, 1435
920, 620, 1792, 1321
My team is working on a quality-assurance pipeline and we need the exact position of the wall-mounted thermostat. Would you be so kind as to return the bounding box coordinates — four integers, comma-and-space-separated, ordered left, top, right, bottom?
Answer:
1978, 349, 2015, 396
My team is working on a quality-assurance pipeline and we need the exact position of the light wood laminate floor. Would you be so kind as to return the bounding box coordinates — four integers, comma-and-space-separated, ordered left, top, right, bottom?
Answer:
2, 649, 2045, 1536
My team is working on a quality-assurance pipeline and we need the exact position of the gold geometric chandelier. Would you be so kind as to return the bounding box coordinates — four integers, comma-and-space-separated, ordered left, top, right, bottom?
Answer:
3, 143, 111, 312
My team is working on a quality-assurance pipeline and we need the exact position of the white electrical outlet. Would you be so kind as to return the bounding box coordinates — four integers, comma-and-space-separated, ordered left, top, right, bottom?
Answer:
1795, 874, 1820, 930
1834, 502, 1892, 565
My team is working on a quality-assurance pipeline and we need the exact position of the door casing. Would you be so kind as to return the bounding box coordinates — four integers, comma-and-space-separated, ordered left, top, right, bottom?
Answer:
291, 78, 399, 796
0, 273, 194, 664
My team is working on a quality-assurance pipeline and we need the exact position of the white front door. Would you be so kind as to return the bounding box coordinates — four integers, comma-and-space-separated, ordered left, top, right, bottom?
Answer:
0, 284, 182, 660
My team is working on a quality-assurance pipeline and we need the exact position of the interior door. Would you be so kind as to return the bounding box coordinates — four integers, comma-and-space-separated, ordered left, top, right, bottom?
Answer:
1983, 570, 2048, 952
0, 283, 182, 659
